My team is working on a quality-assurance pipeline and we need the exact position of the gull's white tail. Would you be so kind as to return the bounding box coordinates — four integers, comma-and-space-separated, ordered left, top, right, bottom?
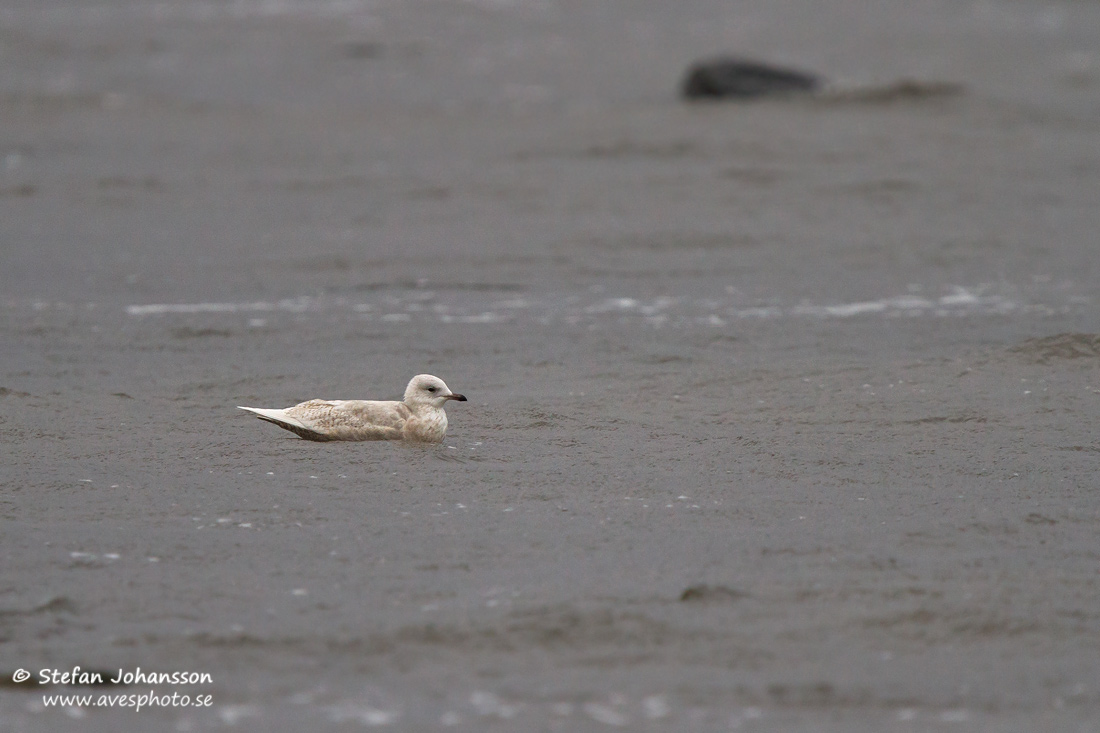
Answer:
237, 406, 310, 431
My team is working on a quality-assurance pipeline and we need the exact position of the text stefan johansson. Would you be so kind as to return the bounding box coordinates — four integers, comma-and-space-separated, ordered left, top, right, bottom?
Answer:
38, 667, 212, 685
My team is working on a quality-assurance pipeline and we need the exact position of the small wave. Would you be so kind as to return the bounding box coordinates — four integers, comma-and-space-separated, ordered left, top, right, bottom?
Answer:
119, 285, 1040, 326
1009, 333, 1100, 364
125, 298, 313, 316
818, 79, 966, 104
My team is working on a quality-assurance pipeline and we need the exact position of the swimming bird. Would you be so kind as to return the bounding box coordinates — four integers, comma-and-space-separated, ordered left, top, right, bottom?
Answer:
238, 374, 466, 443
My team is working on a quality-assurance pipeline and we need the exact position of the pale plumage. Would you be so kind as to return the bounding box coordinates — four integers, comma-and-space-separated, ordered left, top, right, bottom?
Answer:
238, 374, 467, 443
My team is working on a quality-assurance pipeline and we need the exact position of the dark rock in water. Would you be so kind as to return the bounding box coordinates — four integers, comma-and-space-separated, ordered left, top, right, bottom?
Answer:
681, 57, 822, 100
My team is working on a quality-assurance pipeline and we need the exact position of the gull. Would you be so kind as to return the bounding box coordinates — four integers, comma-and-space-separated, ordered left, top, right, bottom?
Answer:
238, 374, 467, 443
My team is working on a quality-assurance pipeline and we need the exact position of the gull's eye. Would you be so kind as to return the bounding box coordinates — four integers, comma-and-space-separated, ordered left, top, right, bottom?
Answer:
426, 386, 438, 393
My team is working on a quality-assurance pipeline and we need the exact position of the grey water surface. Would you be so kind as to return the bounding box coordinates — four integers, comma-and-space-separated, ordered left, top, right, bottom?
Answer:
2, 1, 1100, 730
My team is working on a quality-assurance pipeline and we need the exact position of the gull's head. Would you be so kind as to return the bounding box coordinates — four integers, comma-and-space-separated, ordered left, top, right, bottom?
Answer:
404, 374, 467, 409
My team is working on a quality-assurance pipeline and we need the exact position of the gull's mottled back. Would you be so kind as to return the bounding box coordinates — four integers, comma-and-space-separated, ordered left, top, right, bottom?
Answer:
238, 374, 466, 443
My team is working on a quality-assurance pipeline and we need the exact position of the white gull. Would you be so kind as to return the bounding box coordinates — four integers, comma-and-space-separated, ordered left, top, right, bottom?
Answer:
238, 374, 466, 443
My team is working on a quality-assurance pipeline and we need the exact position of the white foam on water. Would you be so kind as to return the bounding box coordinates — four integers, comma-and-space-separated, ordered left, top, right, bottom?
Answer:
438, 312, 510, 324
585, 297, 639, 313
583, 702, 629, 726
325, 703, 399, 726
218, 704, 261, 726
114, 284, 1054, 326
125, 298, 312, 316
791, 300, 888, 317
939, 287, 982, 305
